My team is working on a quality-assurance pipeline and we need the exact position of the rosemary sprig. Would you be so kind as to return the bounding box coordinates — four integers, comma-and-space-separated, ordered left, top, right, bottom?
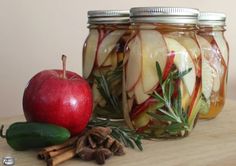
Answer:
93, 62, 123, 116
147, 62, 191, 137
88, 117, 143, 151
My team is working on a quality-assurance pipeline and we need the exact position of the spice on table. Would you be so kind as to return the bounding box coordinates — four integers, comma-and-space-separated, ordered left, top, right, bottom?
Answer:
38, 127, 127, 166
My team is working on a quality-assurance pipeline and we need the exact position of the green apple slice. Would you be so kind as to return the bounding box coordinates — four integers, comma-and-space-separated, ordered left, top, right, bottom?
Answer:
134, 78, 150, 104
164, 37, 196, 95
125, 35, 142, 91
140, 30, 167, 93
175, 36, 201, 60
97, 30, 126, 67
213, 32, 228, 64
83, 29, 99, 79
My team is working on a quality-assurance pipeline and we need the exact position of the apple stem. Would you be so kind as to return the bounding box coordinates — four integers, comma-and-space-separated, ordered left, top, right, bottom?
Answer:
62, 55, 67, 79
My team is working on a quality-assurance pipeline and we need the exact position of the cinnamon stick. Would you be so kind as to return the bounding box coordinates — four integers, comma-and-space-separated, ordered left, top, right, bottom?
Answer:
47, 146, 74, 159
43, 136, 78, 152
47, 148, 76, 166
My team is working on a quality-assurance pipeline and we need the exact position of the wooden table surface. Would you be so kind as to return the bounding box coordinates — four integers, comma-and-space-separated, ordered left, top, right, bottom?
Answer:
1, 99, 236, 166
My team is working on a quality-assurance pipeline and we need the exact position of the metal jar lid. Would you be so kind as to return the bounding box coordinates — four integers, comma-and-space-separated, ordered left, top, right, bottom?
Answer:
130, 7, 199, 24
198, 12, 226, 26
88, 10, 130, 24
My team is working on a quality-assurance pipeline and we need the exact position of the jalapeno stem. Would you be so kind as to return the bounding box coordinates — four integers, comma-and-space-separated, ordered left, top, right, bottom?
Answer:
61, 55, 67, 79
0, 125, 6, 138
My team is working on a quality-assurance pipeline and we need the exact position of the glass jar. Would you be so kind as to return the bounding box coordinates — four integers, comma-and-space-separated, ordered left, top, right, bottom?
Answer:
123, 7, 203, 138
197, 12, 229, 119
83, 10, 130, 119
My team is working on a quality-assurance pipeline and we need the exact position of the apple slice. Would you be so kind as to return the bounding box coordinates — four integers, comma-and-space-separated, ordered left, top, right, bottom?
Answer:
132, 103, 157, 129
97, 30, 126, 67
197, 35, 218, 96
125, 35, 142, 91
117, 52, 124, 63
134, 78, 150, 104
128, 98, 134, 110
102, 54, 112, 67
188, 82, 202, 130
83, 29, 99, 79
202, 58, 214, 99
180, 80, 191, 111
212, 69, 221, 92
111, 53, 118, 69
213, 32, 229, 65
122, 71, 134, 129
127, 90, 134, 98
140, 30, 168, 93
133, 111, 151, 129
92, 83, 103, 109
175, 36, 201, 60
196, 35, 213, 60
130, 98, 156, 120
164, 37, 196, 96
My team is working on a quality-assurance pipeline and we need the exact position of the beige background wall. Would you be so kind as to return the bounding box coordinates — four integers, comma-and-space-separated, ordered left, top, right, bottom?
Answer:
0, 0, 235, 117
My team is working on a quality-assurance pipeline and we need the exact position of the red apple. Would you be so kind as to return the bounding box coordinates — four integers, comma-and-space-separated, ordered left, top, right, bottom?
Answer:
23, 55, 93, 135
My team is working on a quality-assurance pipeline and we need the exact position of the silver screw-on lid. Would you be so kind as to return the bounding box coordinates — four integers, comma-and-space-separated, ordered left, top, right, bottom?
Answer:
88, 10, 130, 24
130, 7, 199, 24
198, 12, 226, 26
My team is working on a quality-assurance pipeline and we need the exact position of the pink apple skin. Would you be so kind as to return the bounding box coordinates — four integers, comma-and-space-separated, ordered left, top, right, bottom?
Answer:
23, 70, 93, 136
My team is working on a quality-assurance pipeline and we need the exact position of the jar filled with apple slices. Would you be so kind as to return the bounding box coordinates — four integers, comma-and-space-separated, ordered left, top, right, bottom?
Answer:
83, 10, 130, 120
123, 7, 203, 138
197, 12, 229, 119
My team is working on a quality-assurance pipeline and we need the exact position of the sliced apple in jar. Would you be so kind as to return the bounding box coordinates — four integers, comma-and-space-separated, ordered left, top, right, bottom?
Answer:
212, 68, 221, 92
134, 78, 150, 105
140, 30, 168, 93
188, 83, 202, 130
97, 30, 126, 67
101, 54, 112, 67
83, 29, 99, 79
164, 37, 196, 96
132, 103, 157, 129
92, 83, 103, 109
180, 80, 191, 112
202, 58, 214, 99
125, 35, 142, 91
175, 36, 201, 60
197, 35, 219, 95
196, 35, 213, 60
213, 32, 229, 65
